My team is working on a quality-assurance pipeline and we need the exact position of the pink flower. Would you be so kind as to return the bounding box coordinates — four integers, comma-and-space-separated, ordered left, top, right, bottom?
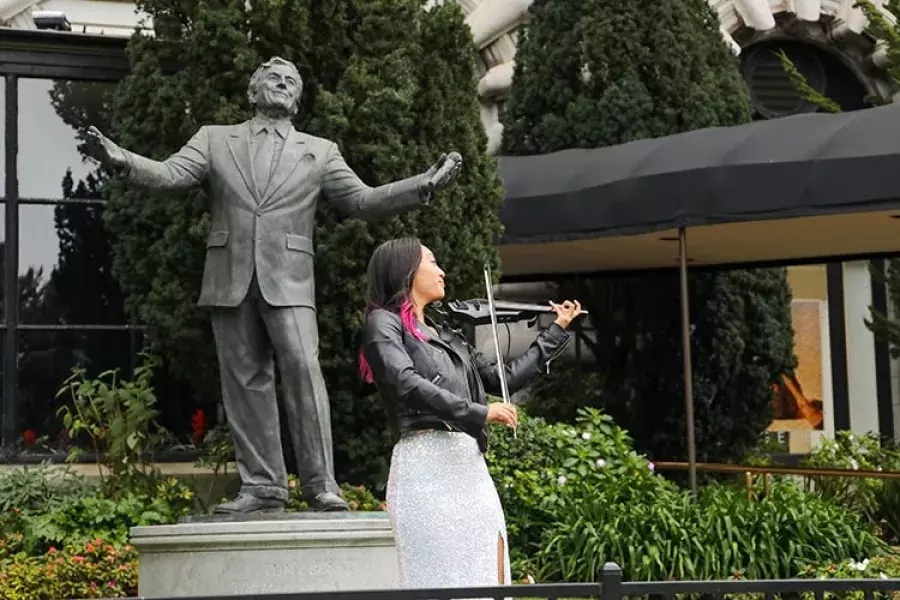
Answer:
648, 462, 655, 472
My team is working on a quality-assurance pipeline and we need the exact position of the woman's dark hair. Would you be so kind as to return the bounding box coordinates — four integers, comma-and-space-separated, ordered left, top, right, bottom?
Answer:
359, 237, 427, 383
364, 237, 424, 314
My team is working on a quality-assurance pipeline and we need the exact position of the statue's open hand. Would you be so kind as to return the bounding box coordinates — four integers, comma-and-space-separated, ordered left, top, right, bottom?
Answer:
423, 151, 463, 194
86, 126, 127, 167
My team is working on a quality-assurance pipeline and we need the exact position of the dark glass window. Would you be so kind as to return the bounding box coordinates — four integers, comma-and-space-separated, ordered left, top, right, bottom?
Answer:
17, 78, 114, 200
17, 329, 136, 452
19, 204, 125, 325
0, 60, 207, 458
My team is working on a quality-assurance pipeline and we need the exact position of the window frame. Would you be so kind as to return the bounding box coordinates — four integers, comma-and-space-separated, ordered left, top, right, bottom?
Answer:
0, 28, 158, 461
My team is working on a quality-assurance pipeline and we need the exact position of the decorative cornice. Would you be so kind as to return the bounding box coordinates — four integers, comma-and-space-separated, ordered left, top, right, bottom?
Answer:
459, 0, 895, 153
0, 26, 128, 79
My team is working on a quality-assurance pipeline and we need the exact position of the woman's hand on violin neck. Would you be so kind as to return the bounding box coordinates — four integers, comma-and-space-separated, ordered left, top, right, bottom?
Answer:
550, 299, 583, 329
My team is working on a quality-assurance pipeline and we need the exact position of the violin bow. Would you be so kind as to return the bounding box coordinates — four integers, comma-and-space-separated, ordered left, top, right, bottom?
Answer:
483, 262, 516, 438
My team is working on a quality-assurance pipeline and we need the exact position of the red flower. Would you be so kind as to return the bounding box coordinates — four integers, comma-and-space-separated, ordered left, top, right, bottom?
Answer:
22, 430, 36, 448
191, 409, 206, 446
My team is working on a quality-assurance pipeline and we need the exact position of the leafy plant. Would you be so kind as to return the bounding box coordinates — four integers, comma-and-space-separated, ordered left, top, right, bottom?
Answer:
0, 464, 93, 516
284, 475, 384, 512
798, 554, 900, 600
0, 540, 138, 600
4, 476, 191, 555
55, 351, 165, 491
192, 423, 235, 512
27, 493, 168, 549
802, 431, 900, 542
489, 407, 887, 583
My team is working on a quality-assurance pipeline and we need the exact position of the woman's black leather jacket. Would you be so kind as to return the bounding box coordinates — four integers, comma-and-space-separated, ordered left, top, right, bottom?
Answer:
361, 308, 571, 452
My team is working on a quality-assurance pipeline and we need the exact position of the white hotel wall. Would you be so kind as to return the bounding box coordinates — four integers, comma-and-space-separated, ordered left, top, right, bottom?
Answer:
1, 0, 150, 35
844, 261, 882, 437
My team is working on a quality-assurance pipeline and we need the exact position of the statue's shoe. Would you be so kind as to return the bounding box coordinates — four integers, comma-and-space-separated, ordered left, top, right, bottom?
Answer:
213, 493, 286, 514
307, 491, 350, 512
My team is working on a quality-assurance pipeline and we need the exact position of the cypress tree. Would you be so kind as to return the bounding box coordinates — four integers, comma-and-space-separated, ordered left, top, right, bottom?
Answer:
503, 0, 795, 464
310, 0, 503, 484
102, 0, 501, 485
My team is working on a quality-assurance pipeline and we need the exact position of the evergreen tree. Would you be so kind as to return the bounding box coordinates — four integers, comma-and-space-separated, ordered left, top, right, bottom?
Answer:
503, 0, 795, 464
103, 0, 502, 486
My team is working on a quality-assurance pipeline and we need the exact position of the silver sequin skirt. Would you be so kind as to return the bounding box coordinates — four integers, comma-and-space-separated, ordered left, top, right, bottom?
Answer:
387, 429, 512, 593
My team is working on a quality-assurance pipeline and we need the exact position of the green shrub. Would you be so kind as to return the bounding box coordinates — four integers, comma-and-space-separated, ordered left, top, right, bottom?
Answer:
522, 361, 605, 424
803, 431, 900, 543
489, 408, 887, 583
690, 483, 884, 580
488, 407, 676, 577
0, 540, 137, 600
1, 476, 191, 555
798, 554, 900, 600
0, 464, 94, 516
56, 352, 166, 493
25, 484, 190, 550
284, 475, 384, 512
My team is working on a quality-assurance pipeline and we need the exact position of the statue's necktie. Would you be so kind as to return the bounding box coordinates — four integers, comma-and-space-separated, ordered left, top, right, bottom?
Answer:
254, 128, 275, 195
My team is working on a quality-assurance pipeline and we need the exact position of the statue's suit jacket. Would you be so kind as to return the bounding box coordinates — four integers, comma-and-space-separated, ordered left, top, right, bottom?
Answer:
121, 121, 426, 308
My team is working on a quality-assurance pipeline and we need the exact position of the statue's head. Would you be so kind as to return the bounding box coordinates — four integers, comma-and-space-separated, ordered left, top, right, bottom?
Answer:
247, 57, 303, 117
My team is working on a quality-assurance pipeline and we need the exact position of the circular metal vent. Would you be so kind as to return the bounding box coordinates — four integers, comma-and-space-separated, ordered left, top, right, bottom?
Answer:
743, 43, 827, 119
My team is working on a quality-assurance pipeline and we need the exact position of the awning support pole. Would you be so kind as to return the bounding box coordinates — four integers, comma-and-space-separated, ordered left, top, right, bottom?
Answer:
679, 227, 698, 499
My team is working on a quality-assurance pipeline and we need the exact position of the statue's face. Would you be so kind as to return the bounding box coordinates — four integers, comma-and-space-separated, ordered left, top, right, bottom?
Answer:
254, 63, 301, 114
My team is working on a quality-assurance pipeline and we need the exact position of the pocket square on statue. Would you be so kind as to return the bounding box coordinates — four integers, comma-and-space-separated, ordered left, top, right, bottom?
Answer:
301, 152, 317, 163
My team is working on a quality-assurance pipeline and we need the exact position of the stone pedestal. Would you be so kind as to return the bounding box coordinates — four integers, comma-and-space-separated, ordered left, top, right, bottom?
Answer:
130, 512, 398, 597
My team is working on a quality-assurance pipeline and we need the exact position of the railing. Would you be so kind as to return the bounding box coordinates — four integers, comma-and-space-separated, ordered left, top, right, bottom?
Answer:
109, 562, 900, 600
654, 460, 900, 499
654, 461, 900, 480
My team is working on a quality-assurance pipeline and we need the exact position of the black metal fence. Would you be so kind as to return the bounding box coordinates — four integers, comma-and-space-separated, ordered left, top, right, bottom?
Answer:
111, 562, 900, 600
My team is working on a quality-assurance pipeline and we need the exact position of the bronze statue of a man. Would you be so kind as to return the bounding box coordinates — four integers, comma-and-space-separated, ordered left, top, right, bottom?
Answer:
87, 57, 462, 514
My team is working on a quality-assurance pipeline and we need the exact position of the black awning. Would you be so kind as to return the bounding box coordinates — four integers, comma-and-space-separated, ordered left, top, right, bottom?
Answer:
497, 103, 900, 277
